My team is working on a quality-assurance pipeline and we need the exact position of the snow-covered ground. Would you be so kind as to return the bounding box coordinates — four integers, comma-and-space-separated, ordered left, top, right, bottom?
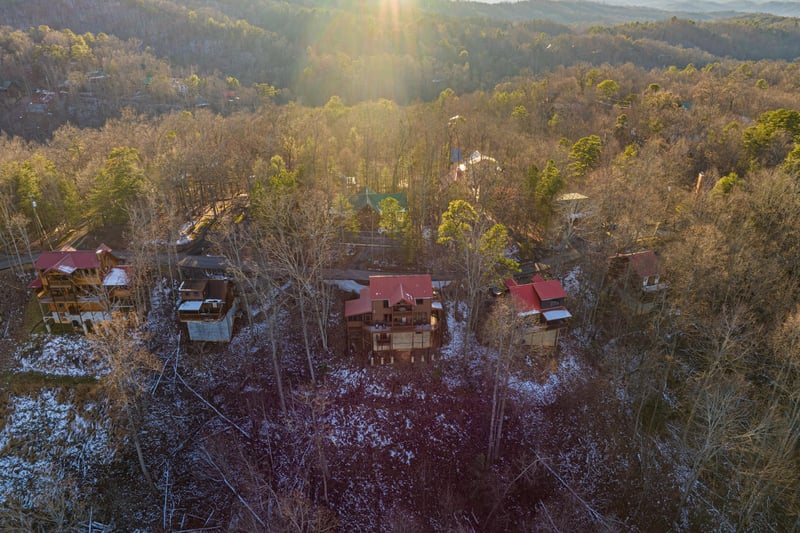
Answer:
0, 388, 115, 509
561, 265, 581, 296
508, 353, 583, 406
436, 298, 586, 401
14, 334, 107, 377
3, 332, 118, 519
327, 279, 366, 294
2, 274, 600, 529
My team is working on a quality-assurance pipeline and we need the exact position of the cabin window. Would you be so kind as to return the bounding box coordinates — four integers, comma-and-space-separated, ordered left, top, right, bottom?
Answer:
541, 299, 560, 310
352, 313, 371, 323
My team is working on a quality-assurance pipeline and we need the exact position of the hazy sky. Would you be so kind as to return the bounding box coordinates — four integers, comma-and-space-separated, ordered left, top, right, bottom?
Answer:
473, 0, 778, 10
475, 0, 763, 4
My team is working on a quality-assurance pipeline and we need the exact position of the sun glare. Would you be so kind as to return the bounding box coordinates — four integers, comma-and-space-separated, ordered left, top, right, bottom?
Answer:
378, 0, 413, 31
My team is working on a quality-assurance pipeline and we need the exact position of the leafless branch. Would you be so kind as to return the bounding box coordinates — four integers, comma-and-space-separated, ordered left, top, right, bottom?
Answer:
176, 370, 251, 440
200, 448, 266, 529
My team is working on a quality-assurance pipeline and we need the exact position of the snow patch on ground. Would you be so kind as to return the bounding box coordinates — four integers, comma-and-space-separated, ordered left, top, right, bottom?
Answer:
509, 353, 583, 406
562, 265, 581, 296
14, 335, 107, 377
229, 321, 269, 354
328, 367, 369, 395
440, 301, 469, 360
0, 389, 115, 508
328, 406, 394, 448
146, 279, 179, 341
327, 279, 366, 294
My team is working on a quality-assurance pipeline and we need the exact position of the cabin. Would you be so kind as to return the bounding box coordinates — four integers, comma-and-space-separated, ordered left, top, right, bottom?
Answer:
31, 245, 134, 333
346, 186, 408, 232
505, 275, 572, 348
606, 250, 667, 314
440, 150, 500, 202
178, 255, 236, 278
345, 275, 443, 365
556, 192, 591, 241
28, 90, 56, 113
177, 279, 238, 342
0, 80, 22, 106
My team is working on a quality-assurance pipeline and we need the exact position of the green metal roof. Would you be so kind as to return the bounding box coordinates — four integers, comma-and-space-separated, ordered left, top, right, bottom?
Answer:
347, 186, 407, 214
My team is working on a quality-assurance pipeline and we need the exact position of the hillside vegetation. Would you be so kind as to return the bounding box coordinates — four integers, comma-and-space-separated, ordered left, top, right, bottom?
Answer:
1, 1, 800, 530
2, 0, 800, 114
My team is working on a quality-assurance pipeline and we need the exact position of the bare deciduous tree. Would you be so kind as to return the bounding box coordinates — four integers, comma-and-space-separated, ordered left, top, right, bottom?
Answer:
88, 313, 160, 493
252, 179, 341, 384
484, 297, 523, 464
214, 219, 288, 415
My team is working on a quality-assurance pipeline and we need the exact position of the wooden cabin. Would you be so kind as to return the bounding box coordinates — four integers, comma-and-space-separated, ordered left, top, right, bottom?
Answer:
505, 275, 572, 348
606, 251, 667, 314
345, 275, 443, 365
31, 245, 133, 333
177, 279, 238, 342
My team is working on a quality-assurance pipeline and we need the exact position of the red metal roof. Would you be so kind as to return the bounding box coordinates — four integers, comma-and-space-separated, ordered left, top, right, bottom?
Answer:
509, 283, 541, 314
345, 287, 372, 317
533, 279, 567, 301
628, 251, 660, 278
369, 275, 433, 306
508, 276, 568, 314
35, 250, 100, 271
34, 244, 115, 272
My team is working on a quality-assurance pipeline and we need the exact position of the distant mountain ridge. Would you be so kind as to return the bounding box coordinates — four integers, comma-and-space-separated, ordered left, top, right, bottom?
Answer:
2, 0, 796, 31
584, 0, 800, 17
425, 0, 736, 24
471, 0, 800, 18
2, 0, 800, 109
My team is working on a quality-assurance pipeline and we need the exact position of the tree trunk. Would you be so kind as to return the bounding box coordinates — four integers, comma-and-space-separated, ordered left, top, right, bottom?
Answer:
298, 294, 316, 385
269, 298, 287, 414
126, 404, 157, 495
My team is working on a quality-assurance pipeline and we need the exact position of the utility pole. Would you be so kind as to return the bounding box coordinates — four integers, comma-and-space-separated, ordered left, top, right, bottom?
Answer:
31, 200, 52, 250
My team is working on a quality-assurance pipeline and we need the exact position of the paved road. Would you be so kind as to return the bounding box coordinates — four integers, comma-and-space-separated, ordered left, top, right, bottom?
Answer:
0, 254, 33, 271
2, 239, 580, 285
0, 249, 456, 284
322, 268, 455, 282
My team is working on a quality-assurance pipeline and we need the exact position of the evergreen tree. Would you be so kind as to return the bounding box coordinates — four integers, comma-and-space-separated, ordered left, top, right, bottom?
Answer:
89, 147, 146, 227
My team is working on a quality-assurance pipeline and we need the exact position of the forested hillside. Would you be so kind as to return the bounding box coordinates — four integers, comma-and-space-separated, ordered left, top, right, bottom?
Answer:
1, 0, 800, 531
2, 0, 800, 118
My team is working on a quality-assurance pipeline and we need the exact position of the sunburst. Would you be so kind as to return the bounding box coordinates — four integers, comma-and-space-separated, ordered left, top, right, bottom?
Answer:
377, 0, 414, 33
